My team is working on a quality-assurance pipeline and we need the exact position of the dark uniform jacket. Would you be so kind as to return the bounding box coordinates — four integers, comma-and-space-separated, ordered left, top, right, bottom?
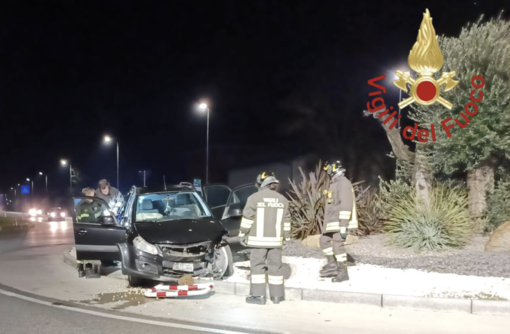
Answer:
95, 187, 125, 213
323, 174, 358, 232
76, 200, 103, 223
239, 187, 291, 248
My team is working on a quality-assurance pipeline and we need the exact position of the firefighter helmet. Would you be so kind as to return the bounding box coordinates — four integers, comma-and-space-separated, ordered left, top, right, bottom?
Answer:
260, 176, 280, 189
256, 171, 275, 188
323, 161, 345, 176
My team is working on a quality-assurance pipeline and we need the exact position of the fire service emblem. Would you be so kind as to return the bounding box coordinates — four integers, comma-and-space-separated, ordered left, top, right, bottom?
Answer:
393, 9, 459, 110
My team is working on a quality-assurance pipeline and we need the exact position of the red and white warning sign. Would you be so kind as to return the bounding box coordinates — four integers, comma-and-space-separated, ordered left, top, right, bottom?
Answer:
145, 283, 214, 298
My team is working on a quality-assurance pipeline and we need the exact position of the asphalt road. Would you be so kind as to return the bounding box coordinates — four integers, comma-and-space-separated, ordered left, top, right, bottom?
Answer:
0, 218, 263, 334
0, 216, 74, 255
1, 213, 510, 334
0, 293, 235, 334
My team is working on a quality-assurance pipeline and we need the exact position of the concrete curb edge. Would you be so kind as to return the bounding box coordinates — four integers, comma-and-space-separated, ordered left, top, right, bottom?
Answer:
63, 248, 77, 268
62, 247, 510, 315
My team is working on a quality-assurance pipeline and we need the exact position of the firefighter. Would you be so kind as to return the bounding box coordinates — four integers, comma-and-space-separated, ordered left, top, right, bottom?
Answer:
240, 176, 291, 305
255, 170, 275, 191
76, 187, 103, 223
319, 161, 358, 282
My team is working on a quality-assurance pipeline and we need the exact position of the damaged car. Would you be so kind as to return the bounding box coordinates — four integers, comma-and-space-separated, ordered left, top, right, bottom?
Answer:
71, 182, 257, 286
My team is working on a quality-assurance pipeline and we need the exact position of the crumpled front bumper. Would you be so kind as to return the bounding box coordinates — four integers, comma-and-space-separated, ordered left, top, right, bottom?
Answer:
117, 243, 211, 281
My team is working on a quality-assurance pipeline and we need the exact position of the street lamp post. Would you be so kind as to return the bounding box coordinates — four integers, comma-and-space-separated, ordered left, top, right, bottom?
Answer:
104, 136, 120, 190
139, 170, 146, 187
39, 172, 48, 193
61, 160, 72, 192
198, 103, 210, 184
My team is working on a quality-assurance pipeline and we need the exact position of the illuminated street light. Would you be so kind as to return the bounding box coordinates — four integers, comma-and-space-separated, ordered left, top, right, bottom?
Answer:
198, 103, 208, 111
26, 178, 30, 181
60, 159, 72, 192
103, 135, 120, 189
39, 172, 48, 193
197, 101, 210, 184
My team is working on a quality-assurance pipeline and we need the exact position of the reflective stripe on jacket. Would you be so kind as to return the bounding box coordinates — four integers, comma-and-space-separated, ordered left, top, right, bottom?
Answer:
239, 187, 291, 248
323, 174, 358, 232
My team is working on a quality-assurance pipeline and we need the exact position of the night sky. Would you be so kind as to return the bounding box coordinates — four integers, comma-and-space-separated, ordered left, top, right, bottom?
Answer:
0, 0, 508, 201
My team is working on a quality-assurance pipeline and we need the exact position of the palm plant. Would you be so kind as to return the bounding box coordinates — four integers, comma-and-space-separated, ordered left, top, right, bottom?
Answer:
288, 162, 329, 240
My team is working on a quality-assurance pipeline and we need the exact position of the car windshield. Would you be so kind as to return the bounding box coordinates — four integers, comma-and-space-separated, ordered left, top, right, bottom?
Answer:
135, 191, 212, 222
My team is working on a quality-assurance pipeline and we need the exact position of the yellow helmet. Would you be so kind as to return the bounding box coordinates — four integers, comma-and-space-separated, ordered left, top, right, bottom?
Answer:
323, 161, 345, 176
256, 171, 275, 187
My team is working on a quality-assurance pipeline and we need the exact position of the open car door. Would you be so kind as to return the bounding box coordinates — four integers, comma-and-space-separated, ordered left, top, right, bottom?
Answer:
202, 184, 232, 219
72, 196, 126, 261
221, 183, 258, 236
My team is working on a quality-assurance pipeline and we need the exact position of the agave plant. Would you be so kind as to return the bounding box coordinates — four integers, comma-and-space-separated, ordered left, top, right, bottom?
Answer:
287, 162, 329, 240
385, 184, 473, 251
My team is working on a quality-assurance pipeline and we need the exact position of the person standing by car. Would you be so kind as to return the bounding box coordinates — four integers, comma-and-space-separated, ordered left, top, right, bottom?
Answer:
319, 161, 358, 283
255, 171, 275, 191
76, 187, 102, 223
239, 176, 291, 305
95, 179, 125, 215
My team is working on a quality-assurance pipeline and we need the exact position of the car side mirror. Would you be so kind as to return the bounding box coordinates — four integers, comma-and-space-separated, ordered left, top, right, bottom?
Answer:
227, 207, 242, 218
100, 214, 115, 226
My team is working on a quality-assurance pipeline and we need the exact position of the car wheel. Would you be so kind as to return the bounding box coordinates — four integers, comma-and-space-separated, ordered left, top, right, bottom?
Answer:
128, 275, 146, 287
214, 245, 234, 279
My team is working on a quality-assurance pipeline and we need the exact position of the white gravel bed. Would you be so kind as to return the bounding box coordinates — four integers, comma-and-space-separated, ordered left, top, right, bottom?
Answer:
227, 256, 510, 301
283, 235, 510, 278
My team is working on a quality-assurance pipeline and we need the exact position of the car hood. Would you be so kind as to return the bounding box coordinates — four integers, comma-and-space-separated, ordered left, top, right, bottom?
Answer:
134, 217, 226, 244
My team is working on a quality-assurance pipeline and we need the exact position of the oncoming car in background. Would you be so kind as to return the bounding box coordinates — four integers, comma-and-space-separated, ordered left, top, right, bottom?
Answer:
71, 182, 258, 286
28, 207, 44, 218
47, 207, 67, 220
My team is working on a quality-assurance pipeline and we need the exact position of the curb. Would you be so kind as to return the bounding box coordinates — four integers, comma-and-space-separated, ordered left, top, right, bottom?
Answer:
63, 248, 77, 268
0, 222, 35, 233
62, 247, 510, 315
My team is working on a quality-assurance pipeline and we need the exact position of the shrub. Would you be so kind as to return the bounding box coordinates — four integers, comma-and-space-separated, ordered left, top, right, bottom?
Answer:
352, 185, 385, 236
374, 177, 413, 220
385, 184, 472, 251
288, 163, 329, 239
288, 161, 381, 239
486, 176, 510, 233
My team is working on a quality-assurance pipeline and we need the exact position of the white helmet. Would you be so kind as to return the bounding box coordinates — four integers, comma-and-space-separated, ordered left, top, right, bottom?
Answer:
260, 176, 279, 189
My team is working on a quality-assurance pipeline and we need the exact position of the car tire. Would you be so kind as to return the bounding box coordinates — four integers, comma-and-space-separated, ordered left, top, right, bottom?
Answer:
128, 275, 146, 287
216, 245, 234, 279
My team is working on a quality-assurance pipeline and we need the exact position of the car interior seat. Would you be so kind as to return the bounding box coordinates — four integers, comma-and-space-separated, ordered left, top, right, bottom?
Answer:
140, 199, 159, 214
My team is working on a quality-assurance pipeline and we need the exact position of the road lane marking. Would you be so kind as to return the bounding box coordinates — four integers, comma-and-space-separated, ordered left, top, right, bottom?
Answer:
0, 288, 256, 334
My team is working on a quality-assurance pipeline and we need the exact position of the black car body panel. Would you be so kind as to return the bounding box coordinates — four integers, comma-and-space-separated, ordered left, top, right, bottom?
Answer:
134, 217, 225, 245
72, 183, 256, 280
71, 196, 126, 261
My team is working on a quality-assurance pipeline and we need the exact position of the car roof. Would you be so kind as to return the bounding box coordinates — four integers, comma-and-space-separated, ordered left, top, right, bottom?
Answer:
138, 185, 195, 194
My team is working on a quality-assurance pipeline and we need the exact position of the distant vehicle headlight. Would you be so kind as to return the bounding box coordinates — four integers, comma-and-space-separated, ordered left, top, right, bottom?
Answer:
133, 236, 159, 255
29, 209, 37, 216
60, 212, 66, 217
37, 210, 42, 215
50, 212, 56, 218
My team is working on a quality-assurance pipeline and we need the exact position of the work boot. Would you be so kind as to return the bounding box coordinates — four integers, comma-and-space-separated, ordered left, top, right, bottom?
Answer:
332, 263, 349, 283
270, 296, 285, 304
246, 296, 266, 305
346, 253, 356, 267
320, 255, 338, 277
